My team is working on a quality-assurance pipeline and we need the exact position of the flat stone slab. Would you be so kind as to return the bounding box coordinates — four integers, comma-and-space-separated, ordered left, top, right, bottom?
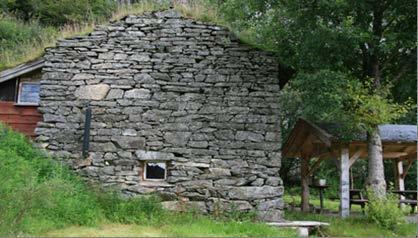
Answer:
268, 221, 329, 238
267, 221, 330, 227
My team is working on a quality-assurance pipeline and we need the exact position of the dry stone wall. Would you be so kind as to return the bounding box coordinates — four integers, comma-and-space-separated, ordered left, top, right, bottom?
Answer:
36, 10, 283, 221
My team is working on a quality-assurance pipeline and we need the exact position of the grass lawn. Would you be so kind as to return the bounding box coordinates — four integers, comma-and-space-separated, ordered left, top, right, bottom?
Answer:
284, 194, 416, 216
286, 211, 417, 237
284, 193, 417, 237
42, 217, 297, 237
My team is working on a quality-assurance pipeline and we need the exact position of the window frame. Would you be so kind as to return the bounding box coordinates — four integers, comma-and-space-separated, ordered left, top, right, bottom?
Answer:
143, 161, 167, 181
16, 81, 40, 106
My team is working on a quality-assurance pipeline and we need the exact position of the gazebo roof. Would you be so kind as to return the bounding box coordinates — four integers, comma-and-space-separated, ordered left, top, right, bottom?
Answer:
283, 118, 417, 160
316, 123, 417, 143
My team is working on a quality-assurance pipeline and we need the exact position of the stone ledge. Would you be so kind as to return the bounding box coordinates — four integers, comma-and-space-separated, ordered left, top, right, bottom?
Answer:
138, 180, 174, 187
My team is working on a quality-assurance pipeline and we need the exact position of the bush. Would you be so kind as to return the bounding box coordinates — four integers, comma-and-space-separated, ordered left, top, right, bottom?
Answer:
366, 192, 405, 230
0, 15, 56, 49
4, 0, 116, 26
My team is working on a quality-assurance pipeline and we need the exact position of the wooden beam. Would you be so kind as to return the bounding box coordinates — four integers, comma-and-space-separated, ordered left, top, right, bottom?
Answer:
0, 58, 44, 83
394, 159, 405, 201
339, 147, 350, 218
349, 150, 362, 168
401, 159, 414, 180
307, 157, 325, 177
301, 119, 333, 147
383, 152, 409, 158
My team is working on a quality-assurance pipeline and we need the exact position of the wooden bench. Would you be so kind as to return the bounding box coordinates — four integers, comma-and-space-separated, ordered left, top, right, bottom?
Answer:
392, 190, 417, 214
399, 199, 417, 214
350, 189, 368, 213
268, 221, 329, 237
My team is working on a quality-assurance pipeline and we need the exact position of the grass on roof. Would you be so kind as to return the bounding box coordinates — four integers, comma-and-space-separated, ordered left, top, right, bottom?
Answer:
0, 1, 231, 71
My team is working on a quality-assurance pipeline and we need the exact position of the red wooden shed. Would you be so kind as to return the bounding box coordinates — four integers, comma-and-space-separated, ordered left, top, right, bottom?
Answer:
0, 59, 44, 137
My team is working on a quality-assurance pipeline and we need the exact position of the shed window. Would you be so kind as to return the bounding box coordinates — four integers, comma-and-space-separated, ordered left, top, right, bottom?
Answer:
0, 79, 17, 101
144, 162, 166, 180
17, 82, 40, 105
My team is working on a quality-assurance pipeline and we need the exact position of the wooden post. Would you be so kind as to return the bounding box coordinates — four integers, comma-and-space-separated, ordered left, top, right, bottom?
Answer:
394, 159, 405, 200
301, 157, 310, 212
339, 147, 350, 218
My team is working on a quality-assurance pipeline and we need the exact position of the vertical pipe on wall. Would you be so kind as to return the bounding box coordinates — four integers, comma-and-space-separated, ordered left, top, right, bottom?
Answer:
82, 103, 91, 158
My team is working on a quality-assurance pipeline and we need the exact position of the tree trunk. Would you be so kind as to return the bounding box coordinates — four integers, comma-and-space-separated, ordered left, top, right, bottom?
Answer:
366, 128, 386, 197
300, 157, 310, 212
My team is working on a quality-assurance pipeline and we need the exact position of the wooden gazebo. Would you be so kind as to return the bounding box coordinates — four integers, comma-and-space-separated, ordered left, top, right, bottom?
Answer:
282, 118, 417, 217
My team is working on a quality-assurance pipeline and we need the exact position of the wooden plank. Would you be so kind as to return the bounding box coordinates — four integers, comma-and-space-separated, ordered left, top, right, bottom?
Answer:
0, 115, 41, 124
349, 150, 363, 168
340, 147, 350, 218
0, 102, 42, 137
383, 152, 409, 158
0, 58, 43, 83
307, 157, 325, 177
301, 119, 333, 147
402, 159, 414, 180
0, 106, 41, 116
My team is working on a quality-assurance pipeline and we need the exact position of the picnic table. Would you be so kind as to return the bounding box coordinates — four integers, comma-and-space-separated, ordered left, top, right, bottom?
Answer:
309, 184, 329, 213
350, 189, 368, 213
392, 190, 417, 214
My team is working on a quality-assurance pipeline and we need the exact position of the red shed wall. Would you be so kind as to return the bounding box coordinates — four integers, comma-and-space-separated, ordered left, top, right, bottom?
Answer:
0, 102, 41, 137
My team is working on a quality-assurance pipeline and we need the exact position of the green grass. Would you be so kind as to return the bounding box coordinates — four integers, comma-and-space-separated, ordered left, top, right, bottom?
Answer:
1, 124, 414, 238
283, 194, 365, 213
43, 220, 297, 237
284, 193, 415, 215
0, 0, 262, 71
0, 123, 295, 237
286, 211, 416, 237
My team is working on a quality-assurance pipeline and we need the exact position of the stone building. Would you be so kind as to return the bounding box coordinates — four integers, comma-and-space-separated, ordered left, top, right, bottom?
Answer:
36, 10, 283, 221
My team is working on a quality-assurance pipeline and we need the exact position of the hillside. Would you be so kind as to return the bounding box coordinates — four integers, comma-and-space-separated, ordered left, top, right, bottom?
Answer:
0, 1, 241, 71
0, 123, 295, 236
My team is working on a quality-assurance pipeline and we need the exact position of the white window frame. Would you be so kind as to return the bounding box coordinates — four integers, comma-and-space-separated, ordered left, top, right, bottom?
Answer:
143, 161, 167, 181
16, 82, 40, 106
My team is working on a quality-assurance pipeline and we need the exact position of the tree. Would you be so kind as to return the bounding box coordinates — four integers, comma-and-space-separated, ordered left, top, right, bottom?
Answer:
218, 0, 416, 198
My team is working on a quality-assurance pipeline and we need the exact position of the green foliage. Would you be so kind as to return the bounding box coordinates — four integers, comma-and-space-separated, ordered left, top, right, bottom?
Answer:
0, 15, 57, 69
161, 212, 291, 237
209, 199, 257, 222
366, 192, 406, 230
283, 69, 412, 139
0, 125, 286, 237
217, 0, 417, 130
0, 15, 56, 49
96, 191, 165, 224
0, 124, 102, 235
346, 80, 414, 129
286, 210, 415, 237
2, 0, 116, 26
0, 124, 166, 235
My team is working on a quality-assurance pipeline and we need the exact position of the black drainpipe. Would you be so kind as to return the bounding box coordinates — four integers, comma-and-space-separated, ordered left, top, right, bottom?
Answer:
82, 103, 92, 158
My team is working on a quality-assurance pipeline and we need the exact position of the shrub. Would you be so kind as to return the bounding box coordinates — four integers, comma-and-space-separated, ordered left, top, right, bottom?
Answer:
0, 15, 57, 69
366, 192, 405, 230
6, 0, 116, 26
0, 16, 56, 49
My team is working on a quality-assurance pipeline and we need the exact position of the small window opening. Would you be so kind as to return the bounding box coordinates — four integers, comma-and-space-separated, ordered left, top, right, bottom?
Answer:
17, 82, 40, 105
144, 162, 166, 180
